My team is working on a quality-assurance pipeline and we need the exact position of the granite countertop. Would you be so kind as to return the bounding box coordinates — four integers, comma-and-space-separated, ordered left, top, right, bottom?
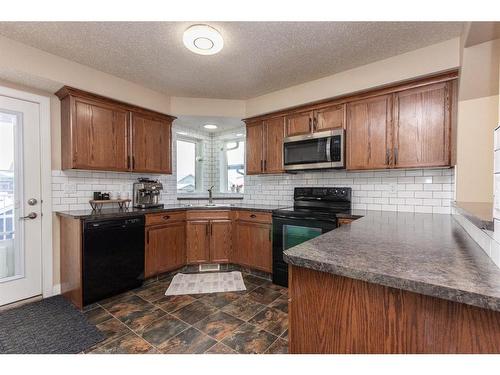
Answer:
284, 210, 500, 312
56, 203, 287, 220
452, 201, 494, 231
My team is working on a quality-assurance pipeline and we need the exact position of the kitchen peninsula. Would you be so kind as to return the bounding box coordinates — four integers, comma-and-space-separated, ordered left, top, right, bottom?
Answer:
284, 210, 500, 353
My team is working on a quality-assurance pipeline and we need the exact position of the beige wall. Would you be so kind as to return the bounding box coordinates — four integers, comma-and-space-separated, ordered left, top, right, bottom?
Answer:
456, 38, 500, 203
0, 35, 172, 115
456, 95, 499, 202
170, 96, 246, 118
245, 38, 461, 117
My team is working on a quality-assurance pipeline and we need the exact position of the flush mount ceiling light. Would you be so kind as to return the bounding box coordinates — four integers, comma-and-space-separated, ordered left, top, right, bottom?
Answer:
203, 124, 218, 130
183, 24, 224, 55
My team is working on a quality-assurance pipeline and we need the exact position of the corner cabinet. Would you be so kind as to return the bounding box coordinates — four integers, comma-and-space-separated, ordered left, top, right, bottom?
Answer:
245, 116, 285, 175
56, 86, 175, 173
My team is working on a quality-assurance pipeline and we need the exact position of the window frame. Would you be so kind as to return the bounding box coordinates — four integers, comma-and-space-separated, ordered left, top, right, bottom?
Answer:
176, 136, 204, 194
219, 137, 245, 194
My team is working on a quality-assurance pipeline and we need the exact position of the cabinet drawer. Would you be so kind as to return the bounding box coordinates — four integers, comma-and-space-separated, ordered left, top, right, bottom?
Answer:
186, 210, 231, 221
146, 211, 186, 226
235, 210, 272, 224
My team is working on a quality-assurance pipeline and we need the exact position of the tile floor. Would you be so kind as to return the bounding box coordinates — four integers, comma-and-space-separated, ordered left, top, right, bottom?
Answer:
84, 272, 288, 354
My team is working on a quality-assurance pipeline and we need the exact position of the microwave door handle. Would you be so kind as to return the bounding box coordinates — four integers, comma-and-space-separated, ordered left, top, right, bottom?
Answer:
326, 137, 332, 162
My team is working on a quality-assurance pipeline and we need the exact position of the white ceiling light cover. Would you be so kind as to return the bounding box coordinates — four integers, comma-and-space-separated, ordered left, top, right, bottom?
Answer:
183, 24, 223, 55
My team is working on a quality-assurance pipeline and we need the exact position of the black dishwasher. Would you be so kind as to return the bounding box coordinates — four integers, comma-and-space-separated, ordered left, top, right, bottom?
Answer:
83, 216, 145, 305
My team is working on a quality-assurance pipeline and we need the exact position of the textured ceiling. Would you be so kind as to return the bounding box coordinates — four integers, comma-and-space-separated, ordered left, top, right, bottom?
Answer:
0, 22, 464, 99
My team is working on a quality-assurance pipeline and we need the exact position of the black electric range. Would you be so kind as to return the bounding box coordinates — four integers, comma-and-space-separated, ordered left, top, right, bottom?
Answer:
272, 187, 352, 286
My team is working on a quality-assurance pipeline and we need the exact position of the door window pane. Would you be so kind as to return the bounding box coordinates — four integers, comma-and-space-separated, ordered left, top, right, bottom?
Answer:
0, 112, 17, 280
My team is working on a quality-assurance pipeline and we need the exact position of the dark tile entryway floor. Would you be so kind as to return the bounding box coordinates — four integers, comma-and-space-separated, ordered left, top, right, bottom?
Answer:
83, 273, 288, 354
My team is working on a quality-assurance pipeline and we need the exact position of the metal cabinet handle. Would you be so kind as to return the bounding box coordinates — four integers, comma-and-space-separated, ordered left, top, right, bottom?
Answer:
162, 215, 170, 220
20, 212, 37, 220
250, 214, 257, 218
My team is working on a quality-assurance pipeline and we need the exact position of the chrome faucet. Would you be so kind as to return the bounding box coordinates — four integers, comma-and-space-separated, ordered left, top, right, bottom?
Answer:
207, 185, 215, 205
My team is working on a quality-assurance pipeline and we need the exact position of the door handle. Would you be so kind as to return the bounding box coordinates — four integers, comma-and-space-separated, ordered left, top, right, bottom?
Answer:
21, 212, 37, 220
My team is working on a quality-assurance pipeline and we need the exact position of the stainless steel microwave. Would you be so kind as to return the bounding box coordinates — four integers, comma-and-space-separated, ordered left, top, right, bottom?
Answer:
283, 129, 345, 171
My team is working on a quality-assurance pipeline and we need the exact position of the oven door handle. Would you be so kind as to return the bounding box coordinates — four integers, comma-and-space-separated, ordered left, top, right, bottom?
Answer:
273, 215, 337, 223
326, 136, 332, 162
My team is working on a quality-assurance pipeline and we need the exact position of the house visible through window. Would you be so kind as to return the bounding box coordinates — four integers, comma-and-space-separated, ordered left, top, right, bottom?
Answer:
177, 138, 202, 193
221, 140, 245, 193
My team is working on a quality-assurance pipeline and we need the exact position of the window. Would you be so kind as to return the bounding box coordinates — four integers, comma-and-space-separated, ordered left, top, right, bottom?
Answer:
176, 138, 202, 193
221, 139, 245, 193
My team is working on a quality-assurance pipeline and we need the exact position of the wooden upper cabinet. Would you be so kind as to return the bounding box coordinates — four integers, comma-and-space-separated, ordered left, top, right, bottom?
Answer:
285, 111, 313, 137
131, 112, 172, 173
209, 220, 232, 263
56, 86, 175, 173
264, 116, 285, 173
314, 104, 345, 132
393, 82, 451, 168
66, 97, 129, 171
346, 94, 393, 170
186, 220, 210, 264
245, 121, 264, 175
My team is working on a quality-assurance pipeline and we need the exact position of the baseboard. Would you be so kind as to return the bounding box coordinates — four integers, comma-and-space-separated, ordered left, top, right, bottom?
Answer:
52, 284, 61, 295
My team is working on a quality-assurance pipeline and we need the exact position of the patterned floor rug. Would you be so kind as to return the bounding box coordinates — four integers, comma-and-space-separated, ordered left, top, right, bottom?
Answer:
0, 295, 105, 354
165, 271, 247, 296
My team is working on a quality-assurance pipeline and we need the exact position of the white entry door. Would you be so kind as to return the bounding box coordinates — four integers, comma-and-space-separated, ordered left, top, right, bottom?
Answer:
0, 95, 42, 306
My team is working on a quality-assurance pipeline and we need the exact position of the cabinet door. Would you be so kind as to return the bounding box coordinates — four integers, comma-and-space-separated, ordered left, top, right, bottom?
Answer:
73, 98, 128, 170
314, 104, 345, 132
186, 221, 210, 264
346, 94, 392, 170
285, 111, 313, 137
149, 222, 186, 274
131, 112, 172, 173
144, 228, 157, 278
210, 220, 232, 263
264, 116, 285, 174
393, 82, 451, 168
246, 122, 264, 175
235, 221, 272, 273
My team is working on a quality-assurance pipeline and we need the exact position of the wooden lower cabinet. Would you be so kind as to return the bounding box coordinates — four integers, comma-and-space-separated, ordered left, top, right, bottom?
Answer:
186, 218, 232, 264
145, 221, 186, 278
234, 220, 272, 273
186, 220, 210, 264
210, 220, 232, 263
